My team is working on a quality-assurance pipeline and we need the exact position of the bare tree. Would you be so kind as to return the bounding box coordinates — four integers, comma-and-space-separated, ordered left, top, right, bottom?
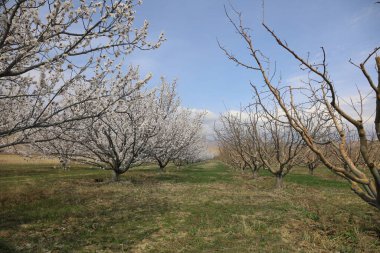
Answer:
215, 101, 306, 187
252, 103, 304, 188
216, 140, 246, 171
220, 6, 380, 208
215, 111, 253, 176
303, 150, 320, 176
215, 108, 264, 178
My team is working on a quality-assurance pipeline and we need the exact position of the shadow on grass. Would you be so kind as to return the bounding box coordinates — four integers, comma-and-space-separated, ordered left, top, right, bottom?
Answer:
0, 238, 18, 253
0, 188, 172, 252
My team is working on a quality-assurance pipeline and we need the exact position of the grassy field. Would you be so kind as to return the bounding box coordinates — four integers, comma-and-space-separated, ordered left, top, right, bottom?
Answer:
1, 156, 380, 252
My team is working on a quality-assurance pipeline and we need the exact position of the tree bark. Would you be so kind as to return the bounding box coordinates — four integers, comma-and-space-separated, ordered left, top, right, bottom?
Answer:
113, 170, 121, 182
59, 157, 69, 170
252, 168, 259, 179
156, 159, 168, 172
275, 174, 284, 188
375, 56, 380, 141
159, 165, 166, 172
308, 164, 315, 176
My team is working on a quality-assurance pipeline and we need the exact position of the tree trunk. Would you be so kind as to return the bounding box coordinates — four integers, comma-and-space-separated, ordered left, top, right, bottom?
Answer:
159, 165, 166, 172
308, 164, 314, 176
59, 156, 69, 170
375, 56, 380, 141
113, 170, 121, 182
275, 174, 284, 188
157, 159, 168, 172
252, 168, 259, 179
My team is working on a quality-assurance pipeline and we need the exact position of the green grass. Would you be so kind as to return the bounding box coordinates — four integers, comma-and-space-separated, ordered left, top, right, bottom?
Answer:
285, 173, 348, 188
0, 159, 379, 252
257, 166, 348, 189
156, 162, 233, 184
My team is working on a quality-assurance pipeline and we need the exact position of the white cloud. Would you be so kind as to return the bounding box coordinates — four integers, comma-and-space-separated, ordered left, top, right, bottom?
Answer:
187, 107, 255, 140
221, 109, 252, 122
285, 74, 309, 87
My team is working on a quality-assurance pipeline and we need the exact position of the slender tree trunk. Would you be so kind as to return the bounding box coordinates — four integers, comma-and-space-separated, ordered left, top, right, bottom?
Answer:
308, 164, 314, 176
375, 56, 380, 141
113, 170, 121, 182
275, 174, 284, 188
252, 167, 259, 179
174, 160, 181, 170
374, 57, 380, 206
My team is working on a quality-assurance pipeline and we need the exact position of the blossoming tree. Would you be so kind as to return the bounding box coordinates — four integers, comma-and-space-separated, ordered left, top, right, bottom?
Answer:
69, 86, 158, 181
0, 0, 164, 149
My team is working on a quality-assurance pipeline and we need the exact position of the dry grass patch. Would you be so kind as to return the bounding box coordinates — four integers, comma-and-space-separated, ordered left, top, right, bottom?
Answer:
0, 153, 58, 164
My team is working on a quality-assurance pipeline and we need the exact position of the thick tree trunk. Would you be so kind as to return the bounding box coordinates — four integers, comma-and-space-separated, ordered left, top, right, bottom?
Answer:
59, 157, 69, 170
252, 168, 259, 179
156, 159, 168, 172
159, 165, 166, 172
275, 174, 284, 188
113, 170, 121, 182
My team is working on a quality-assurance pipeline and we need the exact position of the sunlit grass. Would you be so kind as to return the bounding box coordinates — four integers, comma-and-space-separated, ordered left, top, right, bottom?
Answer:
0, 158, 379, 252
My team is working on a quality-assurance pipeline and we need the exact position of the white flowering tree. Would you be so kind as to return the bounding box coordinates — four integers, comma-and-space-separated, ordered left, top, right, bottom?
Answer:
144, 80, 206, 171
25, 66, 151, 171
174, 130, 210, 165
68, 86, 158, 181
0, 0, 164, 149
30, 124, 78, 170
149, 109, 205, 171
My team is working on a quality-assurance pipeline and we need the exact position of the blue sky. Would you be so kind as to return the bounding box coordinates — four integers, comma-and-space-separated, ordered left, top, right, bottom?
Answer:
129, 0, 379, 116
